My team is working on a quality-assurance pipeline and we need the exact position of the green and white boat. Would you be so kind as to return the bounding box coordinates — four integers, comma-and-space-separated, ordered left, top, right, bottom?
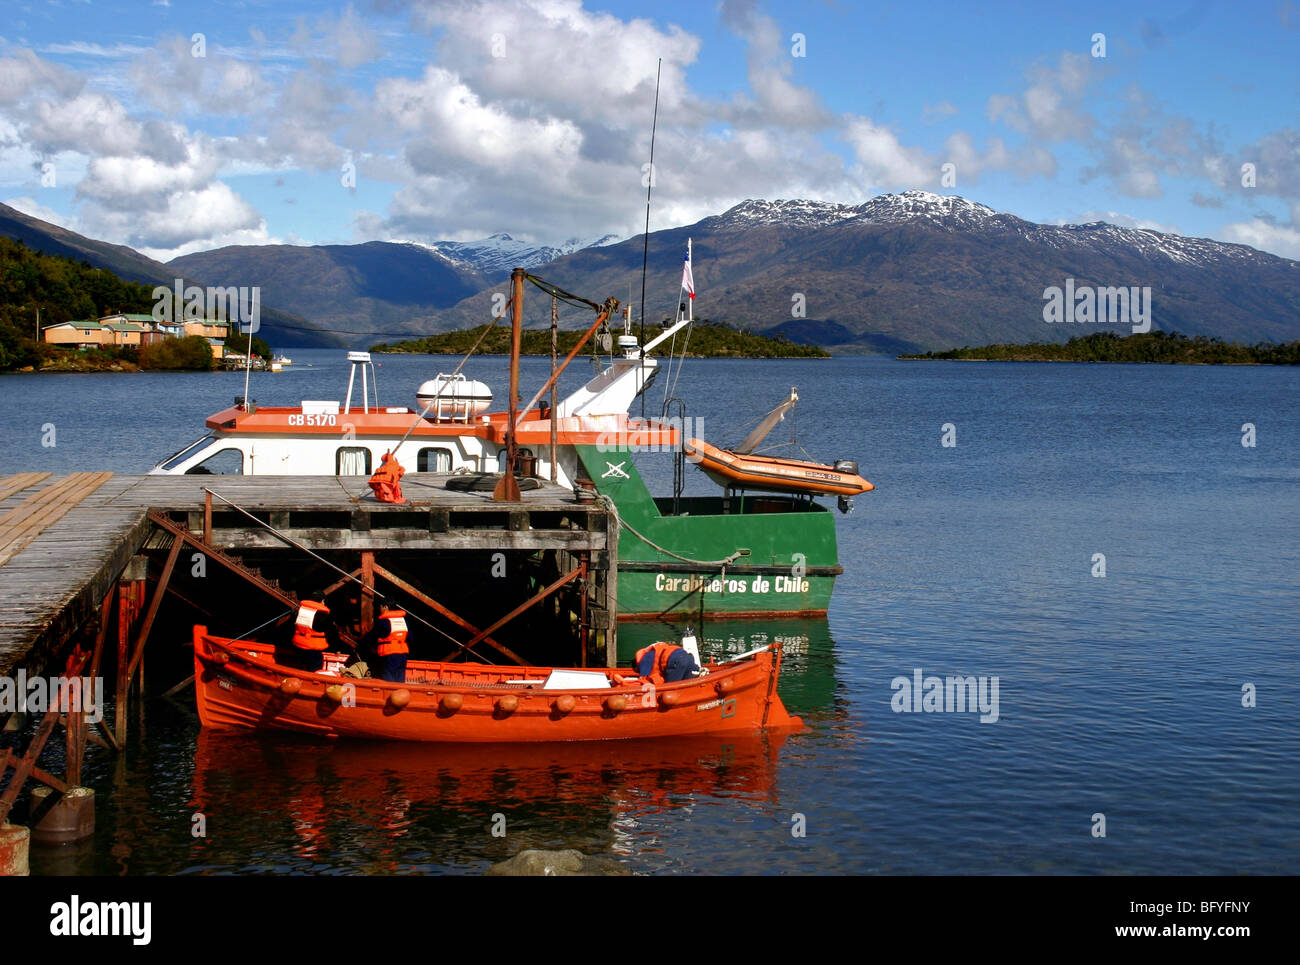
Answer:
153, 243, 872, 621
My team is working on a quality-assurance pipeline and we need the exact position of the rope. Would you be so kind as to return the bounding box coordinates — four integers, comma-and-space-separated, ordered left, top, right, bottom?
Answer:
599, 495, 748, 568
524, 274, 604, 312
202, 488, 495, 662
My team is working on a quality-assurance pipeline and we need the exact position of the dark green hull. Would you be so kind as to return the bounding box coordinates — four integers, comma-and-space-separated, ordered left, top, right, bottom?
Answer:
576, 446, 842, 620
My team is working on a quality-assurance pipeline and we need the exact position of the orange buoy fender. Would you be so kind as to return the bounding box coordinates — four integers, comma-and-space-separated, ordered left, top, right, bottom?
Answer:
440, 693, 463, 712
660, 692, 681, 707
604, 695, 627, 713
388, 689, 411, 710
324, 684, 345, 703
212, 651, 230, 665
279, 678, 301, 696
554, 694, 576, 714
716, 677, 735, 694
496, 694, 519, 714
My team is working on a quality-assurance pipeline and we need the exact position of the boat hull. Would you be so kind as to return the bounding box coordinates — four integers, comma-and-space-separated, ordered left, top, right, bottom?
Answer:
193, 628, 802, 742
576, 446, 844, 619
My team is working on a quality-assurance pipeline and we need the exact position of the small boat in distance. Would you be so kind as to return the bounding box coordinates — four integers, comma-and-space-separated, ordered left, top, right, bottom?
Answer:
272, 353, 293, 366
193, 626, 802, 742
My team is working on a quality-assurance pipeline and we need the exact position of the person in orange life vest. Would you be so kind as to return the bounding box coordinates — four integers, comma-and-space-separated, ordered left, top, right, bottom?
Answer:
276, 595, 341, 673
634, 642, 699, 685
368, 451, 406, 504
360, 608, 409, 683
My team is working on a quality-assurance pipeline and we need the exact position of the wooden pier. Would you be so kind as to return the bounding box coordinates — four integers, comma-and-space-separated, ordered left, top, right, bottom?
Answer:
0, 471, 618, 857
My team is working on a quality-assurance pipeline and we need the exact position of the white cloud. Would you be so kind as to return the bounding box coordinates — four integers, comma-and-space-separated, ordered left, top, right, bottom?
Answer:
1218, 219, 1300, 260
414, 0, 700, 125
1065, 210, 1182, 234
86, 181, 267, 256
2, 194, 73, 228
844, 117, 935, 189
986, 52, 1098, 143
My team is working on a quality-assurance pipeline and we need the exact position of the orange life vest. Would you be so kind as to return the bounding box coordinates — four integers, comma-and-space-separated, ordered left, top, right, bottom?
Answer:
634, 642, 680, 685
375, 609, 409, 657
292, 600, 330, 651
368, 454, 406, 504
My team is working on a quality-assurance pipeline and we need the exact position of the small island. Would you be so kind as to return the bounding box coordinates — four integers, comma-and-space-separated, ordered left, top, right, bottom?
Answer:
900, 331, 1300, 365
372, 320, 829, 359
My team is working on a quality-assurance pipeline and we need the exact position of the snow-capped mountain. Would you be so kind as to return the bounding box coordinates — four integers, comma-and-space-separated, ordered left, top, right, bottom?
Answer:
421, 232, 622, 276
712, 191, 999, 231
10, 189, 1293, 350
432, 191, 1300, 352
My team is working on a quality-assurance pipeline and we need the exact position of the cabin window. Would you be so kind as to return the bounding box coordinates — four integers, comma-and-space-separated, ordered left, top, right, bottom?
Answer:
336, 448, 372, 475
417, 447, 453, 472
185, 448, 243, 475
160, 434, 217, 471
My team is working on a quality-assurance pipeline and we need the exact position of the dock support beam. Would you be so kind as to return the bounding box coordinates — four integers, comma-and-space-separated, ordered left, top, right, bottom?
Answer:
360, 551, 375, 635
606, 509, 618, 667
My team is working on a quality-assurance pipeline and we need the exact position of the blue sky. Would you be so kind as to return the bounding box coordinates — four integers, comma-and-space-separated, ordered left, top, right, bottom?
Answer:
1, 0, 1297, 261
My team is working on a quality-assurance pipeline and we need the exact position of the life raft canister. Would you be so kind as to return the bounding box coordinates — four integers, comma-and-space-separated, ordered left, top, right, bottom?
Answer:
292, 600, 330, 651
376, 609, 409, 657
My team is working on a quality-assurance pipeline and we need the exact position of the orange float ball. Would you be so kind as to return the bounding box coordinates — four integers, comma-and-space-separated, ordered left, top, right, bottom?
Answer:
604, 695, 627, 713
441, 693, 464, 712
554, 694, 576, 714
279, 678, 301, 695
388, 689, 411, 710
497, 694, 519, 713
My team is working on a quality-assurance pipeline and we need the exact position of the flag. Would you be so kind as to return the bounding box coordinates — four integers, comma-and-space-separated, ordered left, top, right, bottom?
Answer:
681, 246, 695, 300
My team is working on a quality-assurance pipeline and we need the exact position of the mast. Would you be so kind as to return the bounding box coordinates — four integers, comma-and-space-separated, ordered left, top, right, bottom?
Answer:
638, 57, 662, 417
493, 268, 525, 501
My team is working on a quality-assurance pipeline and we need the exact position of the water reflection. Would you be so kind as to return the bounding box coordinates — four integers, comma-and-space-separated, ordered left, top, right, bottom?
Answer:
184, 730, 795, 873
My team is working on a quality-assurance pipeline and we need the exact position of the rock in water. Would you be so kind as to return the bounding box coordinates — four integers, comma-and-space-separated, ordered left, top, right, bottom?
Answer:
485, 849, 630, 876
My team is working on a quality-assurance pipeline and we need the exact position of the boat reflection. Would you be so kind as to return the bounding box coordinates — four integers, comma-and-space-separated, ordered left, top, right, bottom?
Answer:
188, 729, 794, 872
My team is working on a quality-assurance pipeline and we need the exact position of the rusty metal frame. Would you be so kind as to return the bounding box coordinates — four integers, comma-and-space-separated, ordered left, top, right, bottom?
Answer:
440, 565, 582, 662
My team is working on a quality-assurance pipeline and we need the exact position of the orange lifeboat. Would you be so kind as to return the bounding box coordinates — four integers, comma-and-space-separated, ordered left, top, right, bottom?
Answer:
192, 626, 801, 742
684, 438, 874, 498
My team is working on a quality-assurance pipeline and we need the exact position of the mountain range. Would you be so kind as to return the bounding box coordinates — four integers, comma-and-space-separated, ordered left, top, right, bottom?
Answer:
4, 192, 1298, 352
0, 201, 317, 340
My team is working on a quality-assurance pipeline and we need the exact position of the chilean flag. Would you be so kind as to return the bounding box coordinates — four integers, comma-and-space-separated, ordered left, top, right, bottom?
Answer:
681, 244, 695, 300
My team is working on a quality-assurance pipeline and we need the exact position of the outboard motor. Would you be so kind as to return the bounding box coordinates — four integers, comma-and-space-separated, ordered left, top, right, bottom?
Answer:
834, 460, 858, 514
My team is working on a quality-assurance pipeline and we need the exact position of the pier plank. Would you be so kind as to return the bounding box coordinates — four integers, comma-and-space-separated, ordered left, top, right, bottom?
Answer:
0, 472, 51, 504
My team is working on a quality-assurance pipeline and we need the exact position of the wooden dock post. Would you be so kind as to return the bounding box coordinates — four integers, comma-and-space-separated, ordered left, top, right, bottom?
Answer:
360, 550, 375, 635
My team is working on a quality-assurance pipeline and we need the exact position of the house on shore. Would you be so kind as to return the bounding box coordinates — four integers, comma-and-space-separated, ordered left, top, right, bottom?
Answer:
44, 313, 229, 358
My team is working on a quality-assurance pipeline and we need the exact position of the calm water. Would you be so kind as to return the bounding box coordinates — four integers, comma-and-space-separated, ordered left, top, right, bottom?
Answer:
2, 352, 1297, 874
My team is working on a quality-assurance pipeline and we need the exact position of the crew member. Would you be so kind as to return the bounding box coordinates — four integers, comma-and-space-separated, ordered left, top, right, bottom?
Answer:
276, 596, 340, 673
634, 642, 700, 685
361, 607, 410, 683
368, 451, 406, 504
